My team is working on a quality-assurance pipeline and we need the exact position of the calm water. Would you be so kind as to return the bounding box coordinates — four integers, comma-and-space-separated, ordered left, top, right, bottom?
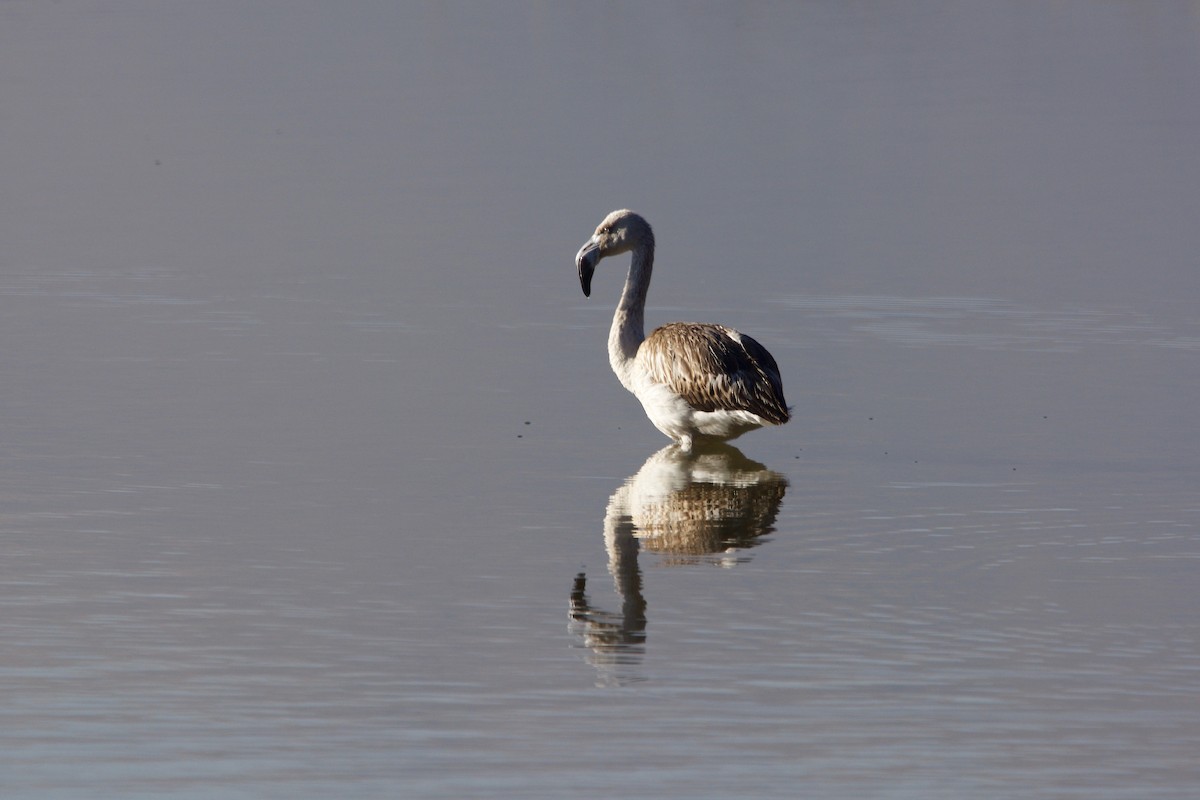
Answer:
2, 2, 1198, 798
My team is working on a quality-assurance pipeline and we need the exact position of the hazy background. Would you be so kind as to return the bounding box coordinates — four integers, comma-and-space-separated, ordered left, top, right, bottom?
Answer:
1, 3, 1197, 798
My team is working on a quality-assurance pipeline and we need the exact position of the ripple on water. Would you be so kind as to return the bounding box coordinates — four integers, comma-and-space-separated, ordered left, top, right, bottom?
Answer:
771, 294, 1200, 352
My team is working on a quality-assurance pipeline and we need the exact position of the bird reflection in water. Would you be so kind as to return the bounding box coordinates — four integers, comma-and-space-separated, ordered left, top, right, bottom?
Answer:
569, 442, 788, 684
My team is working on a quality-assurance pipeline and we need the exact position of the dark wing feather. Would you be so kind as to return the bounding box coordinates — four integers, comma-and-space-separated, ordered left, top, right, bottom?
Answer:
638, 322, 791, 424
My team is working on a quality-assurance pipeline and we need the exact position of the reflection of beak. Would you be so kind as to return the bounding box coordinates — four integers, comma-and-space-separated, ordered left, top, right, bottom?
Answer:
575, 237, 600, 297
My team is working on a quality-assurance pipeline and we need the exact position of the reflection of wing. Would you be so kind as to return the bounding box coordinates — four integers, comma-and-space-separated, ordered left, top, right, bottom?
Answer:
638, 323, 790, 424
616, 442, 789, 559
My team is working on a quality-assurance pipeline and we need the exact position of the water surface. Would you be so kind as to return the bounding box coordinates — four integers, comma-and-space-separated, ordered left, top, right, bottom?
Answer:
1, 3, 1198, 798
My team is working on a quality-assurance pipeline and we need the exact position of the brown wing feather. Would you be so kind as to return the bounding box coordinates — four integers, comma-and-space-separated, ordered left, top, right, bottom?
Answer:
638, 323, 790, 424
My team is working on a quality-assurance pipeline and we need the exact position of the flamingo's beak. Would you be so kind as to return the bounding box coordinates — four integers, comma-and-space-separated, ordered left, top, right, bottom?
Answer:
575, 237, 601, 298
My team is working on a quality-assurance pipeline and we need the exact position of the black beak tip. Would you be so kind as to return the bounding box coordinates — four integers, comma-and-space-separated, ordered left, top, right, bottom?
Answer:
578, 262, 594, 297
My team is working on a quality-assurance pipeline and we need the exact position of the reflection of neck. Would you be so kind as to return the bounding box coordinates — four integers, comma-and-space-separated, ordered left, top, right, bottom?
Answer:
608, 246, 652, 392
605, 488, 647, 635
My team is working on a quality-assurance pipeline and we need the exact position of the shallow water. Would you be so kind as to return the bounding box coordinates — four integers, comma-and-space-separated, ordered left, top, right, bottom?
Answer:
1, 2, 1198, 798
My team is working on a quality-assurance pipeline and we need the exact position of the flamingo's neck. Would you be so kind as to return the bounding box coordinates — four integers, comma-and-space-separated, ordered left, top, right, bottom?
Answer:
608, 245, 653, 392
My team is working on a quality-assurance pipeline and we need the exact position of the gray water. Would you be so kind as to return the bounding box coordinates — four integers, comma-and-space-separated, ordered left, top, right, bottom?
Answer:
2, 3, 1199, 798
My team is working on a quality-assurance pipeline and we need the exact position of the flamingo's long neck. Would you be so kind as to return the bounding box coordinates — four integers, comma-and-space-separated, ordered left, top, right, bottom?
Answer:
608, 244, 653, 392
